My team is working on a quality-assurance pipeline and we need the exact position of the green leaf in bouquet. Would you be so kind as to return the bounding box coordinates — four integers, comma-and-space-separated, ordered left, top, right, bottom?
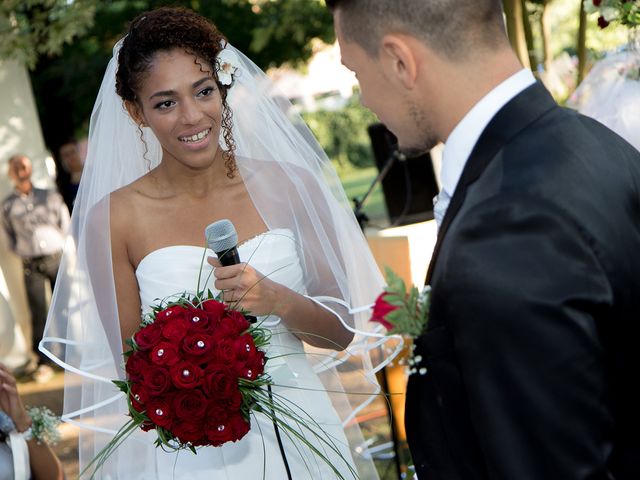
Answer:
113, 380, 129, 394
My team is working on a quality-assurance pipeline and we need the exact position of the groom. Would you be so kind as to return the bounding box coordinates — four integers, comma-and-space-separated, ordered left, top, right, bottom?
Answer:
328, 1, 640, 479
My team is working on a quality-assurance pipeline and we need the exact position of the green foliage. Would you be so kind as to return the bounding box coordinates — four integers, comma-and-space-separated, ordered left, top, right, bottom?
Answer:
25, 0, 335, 151
0, 0, 97, 69
302, 95, 379, 169
382, 267, 429, 338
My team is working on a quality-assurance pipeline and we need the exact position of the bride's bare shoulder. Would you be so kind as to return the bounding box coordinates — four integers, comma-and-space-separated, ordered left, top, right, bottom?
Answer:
109, 175, 152, 229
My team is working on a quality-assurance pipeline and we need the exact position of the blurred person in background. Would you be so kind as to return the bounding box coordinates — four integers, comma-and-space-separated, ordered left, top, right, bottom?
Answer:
1, 154, 70, 384
56, 138, 84, 212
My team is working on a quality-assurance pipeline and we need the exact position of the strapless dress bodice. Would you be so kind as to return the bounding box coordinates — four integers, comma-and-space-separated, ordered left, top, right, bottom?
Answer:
135, 228, 304, 320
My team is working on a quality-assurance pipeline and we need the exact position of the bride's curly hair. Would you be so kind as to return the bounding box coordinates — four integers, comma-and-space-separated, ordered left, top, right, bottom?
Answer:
115, 7, 237, 178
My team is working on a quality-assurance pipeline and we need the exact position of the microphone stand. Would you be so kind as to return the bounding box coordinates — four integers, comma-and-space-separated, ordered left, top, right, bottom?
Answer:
353, 150, 406, 230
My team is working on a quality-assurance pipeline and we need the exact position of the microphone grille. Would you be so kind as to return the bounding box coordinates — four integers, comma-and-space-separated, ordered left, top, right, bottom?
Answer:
205, 219, 238, 253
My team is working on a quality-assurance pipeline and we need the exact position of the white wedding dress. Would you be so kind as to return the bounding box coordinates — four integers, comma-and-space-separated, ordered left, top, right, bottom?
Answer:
113, 228, 358, 480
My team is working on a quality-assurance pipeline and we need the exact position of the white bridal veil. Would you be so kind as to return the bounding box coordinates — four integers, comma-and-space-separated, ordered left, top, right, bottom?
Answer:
568, 43, 640, 152
40, 39, 399, 478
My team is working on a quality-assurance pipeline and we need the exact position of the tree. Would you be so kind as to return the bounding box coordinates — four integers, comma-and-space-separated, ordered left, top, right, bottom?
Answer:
576, 0, 588, 84
0, 0, 97, 69
503, 0, 532, 69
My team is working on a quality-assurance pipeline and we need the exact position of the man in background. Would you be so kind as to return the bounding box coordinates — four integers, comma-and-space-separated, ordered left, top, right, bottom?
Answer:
56, 137, 84, 212
2, 154, 69, 383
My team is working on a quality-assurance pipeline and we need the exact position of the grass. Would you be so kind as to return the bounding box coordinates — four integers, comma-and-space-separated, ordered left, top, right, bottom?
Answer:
336, 165, 389, 228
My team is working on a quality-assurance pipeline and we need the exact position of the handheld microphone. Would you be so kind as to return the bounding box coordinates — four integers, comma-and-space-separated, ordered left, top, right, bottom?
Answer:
205, 219, 241, 267
205, 219, 256, 323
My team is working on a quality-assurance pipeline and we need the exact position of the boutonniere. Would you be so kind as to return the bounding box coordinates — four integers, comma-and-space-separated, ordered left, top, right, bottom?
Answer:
370, 267, 430, 375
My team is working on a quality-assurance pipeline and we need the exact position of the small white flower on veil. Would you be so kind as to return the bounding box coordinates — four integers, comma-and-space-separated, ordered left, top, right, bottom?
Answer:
216, 48, 240, 86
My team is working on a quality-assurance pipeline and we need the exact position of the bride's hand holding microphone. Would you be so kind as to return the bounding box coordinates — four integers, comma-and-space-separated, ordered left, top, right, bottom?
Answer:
208, 257, 285, 317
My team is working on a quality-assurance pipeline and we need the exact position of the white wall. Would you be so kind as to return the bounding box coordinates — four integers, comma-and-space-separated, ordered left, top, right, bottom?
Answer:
0, 58, 55, 370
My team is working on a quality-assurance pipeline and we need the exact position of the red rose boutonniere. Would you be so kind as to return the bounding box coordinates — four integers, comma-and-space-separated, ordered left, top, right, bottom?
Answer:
370, 268, 430, 375
370, 267, 429, 338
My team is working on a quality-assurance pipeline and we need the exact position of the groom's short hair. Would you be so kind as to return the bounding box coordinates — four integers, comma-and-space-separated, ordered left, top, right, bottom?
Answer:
327, 0, 507, 60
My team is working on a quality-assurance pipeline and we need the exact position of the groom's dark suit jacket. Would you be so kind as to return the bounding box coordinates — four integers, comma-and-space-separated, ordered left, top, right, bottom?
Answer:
405, 83, 640, 480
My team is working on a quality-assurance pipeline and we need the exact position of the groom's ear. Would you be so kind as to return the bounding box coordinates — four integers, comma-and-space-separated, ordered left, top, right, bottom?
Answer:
124, 100, 145, 127
380, 34, 420, 90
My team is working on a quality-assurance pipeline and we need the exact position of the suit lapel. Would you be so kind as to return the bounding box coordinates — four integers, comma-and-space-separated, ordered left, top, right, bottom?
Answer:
425, 82, 558, 284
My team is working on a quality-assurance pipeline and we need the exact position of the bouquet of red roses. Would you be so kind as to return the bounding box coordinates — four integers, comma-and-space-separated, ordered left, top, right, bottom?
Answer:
123, 297, 268, 447
82, 293, 273, 476
83, 290, 356, 479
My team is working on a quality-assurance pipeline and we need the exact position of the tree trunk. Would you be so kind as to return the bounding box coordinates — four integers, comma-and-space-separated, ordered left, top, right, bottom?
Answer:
503, 0, 532, 69
521, 0, 538, 72
577, 0, 588, 85
540, 0, 552, 72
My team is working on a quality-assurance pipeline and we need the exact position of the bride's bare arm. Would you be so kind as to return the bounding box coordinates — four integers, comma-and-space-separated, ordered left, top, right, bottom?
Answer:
210, 260, 354, 350
110, 192, 142, 346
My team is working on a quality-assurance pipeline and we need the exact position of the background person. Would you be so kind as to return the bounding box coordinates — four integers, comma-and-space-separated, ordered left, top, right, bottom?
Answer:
1, 154, 70, 383
56, 138, 84, 212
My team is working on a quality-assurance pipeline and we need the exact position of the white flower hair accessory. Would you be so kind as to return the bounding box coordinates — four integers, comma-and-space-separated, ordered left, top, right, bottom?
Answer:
216, 47, 240, 86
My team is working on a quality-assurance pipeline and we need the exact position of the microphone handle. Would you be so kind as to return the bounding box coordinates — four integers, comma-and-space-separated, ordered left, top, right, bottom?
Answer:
215, 247, 257, 324
216, 247, 241, 267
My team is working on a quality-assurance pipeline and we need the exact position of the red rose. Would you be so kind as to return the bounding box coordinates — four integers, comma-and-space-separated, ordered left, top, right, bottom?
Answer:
162, 317, 189, 342
150, 342, 180, 366
203, 366, 239, 399
218, 389, 243, 412
173, 421, 205, 444
210, 339, 236, 365
185, 308, 210, 332
238, 364, 261, 381
226, 310, 250, 335
182, 334, 214, 360
232, 334, 257, 361
146, 397, 173, 428
205, 412, 231, 446
134, 322, 163, 351
244, 350, 266, 379
227, 413, 250, 442
141, 365, 172, 396
125, 350, 150, 382
211, 318, 236, 342
170, 361, 203, 389
370, 292, 398, 331
202, 299, 226, 324
129, 383, 150, 412
173, 390, 207, 421
155, 305, 187, 325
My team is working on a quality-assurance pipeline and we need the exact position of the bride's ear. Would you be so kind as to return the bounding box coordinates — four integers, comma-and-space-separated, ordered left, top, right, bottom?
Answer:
124, 100, 146, 127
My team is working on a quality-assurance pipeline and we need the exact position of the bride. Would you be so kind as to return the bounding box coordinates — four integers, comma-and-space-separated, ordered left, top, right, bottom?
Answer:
40, 6, 392, 479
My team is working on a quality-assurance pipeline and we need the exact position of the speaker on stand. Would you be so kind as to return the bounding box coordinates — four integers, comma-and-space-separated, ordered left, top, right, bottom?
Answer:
367, 123, 439, 227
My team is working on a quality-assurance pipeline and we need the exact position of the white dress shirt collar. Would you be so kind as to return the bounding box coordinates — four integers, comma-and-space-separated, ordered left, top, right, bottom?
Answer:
439, 69, 536, 199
